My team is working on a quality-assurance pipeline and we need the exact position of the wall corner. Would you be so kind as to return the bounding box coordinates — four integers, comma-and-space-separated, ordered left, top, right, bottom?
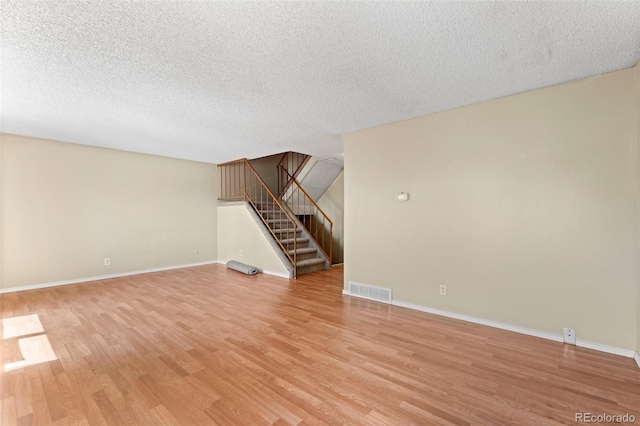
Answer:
635, 61, 640, 356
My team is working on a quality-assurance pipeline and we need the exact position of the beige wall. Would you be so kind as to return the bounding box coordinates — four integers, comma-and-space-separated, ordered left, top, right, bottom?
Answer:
317, 171, 344, 264
217, 203, 289, 276
1, 134, 218, 289
249, 153, 282, 195
0, 137, 3, 289
345, 68, 638, 351
637, 62, 640, 356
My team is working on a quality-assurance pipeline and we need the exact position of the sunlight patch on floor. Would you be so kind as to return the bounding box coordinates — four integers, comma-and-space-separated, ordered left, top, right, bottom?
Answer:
2, 313, 44, 338
2, 314, 57, 371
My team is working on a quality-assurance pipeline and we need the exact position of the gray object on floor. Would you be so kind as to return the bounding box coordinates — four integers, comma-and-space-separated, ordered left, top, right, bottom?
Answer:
226, 260, 259, 275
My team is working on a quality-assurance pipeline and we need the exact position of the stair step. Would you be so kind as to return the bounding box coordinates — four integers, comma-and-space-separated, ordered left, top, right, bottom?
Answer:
269, 225, 296, 230
261, 213, 289, 220
289, 247, 318, 261
274, 228, 301, 234
288, 247, 317, 255
280, 237, 309, 244
265, 218, 296, 230
296, 258, 325, 267
266, 218, 294, 224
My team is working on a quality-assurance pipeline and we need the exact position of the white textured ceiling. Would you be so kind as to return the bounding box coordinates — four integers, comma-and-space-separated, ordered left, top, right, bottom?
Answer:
2, 1, 640, 164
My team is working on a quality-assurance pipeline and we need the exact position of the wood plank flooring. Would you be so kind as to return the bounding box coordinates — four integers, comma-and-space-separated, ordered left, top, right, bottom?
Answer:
1, 264, 639, 425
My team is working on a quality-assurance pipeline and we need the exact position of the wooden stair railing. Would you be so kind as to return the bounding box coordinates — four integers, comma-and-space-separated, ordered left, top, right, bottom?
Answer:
218, 158, 299, 277
277, 152, 310, 198
279, 167, 333, 263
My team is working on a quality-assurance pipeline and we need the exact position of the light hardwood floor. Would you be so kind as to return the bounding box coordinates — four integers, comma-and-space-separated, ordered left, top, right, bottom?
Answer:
1, 264, 639, 425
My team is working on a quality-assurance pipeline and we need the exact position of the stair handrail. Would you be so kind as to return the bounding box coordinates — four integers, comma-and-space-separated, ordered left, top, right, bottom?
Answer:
279, 166, 333, 263
218, 159, 298, 277
275, 152, 289, 175
277, 152, 310, 198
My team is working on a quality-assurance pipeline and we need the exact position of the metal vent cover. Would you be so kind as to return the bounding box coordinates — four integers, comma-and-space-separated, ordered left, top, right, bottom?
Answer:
348, 282, 392, 304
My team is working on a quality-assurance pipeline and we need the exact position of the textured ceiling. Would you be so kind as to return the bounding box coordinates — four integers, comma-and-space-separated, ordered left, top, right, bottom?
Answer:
2, 1, 640, 164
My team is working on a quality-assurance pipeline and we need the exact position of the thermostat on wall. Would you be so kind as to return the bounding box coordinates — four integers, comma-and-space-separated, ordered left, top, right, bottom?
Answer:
395, 192, 409, 202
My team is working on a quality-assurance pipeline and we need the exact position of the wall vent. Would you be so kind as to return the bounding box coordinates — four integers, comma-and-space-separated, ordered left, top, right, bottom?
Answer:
347, 282, 392, 304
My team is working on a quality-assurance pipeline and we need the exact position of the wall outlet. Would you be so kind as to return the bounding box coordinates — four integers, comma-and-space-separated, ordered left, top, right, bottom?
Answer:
563, 327, 576, 345
239, 249, 243, 257
104, 258, 111, 266
439, 285, 447, 296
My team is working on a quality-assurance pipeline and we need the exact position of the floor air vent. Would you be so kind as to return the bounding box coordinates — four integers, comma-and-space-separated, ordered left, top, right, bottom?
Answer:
347, 282, 392, 304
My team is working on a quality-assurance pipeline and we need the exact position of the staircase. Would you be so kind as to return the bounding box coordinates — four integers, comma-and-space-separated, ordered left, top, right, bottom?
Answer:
255, 200, 328, 275
218, 157, 330, 278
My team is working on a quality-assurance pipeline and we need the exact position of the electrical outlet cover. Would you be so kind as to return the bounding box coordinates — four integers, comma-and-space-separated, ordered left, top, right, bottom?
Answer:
563, 327, 576, 345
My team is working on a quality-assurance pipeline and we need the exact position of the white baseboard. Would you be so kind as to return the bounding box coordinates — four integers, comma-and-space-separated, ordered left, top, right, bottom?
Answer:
391, 299, 564, 343
340, 295, 636, 361
0, 261, 218, 294
261, 270, 291, 279
574, 340, 635, 358
1, 260, 291, 293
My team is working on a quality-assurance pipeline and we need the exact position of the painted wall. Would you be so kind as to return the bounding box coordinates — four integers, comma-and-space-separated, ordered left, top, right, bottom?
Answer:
317, 171, 344, 264
637, 62, 640, 357
1, 134, 218, 289
0, 137, 3, 289
217, 203, 289, 276
345, 68, 638, 351
249, 153, 282, 196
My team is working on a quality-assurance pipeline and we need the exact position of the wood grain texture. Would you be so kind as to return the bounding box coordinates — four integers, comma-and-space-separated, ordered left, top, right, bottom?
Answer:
1, 264, 638, 425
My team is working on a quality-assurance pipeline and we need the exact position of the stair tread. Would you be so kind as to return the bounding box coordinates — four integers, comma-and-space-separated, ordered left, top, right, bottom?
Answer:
296, 258, 325, 267
266, 218, 294, 223
280, 237, 309, 244
288, 247, 317, 255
